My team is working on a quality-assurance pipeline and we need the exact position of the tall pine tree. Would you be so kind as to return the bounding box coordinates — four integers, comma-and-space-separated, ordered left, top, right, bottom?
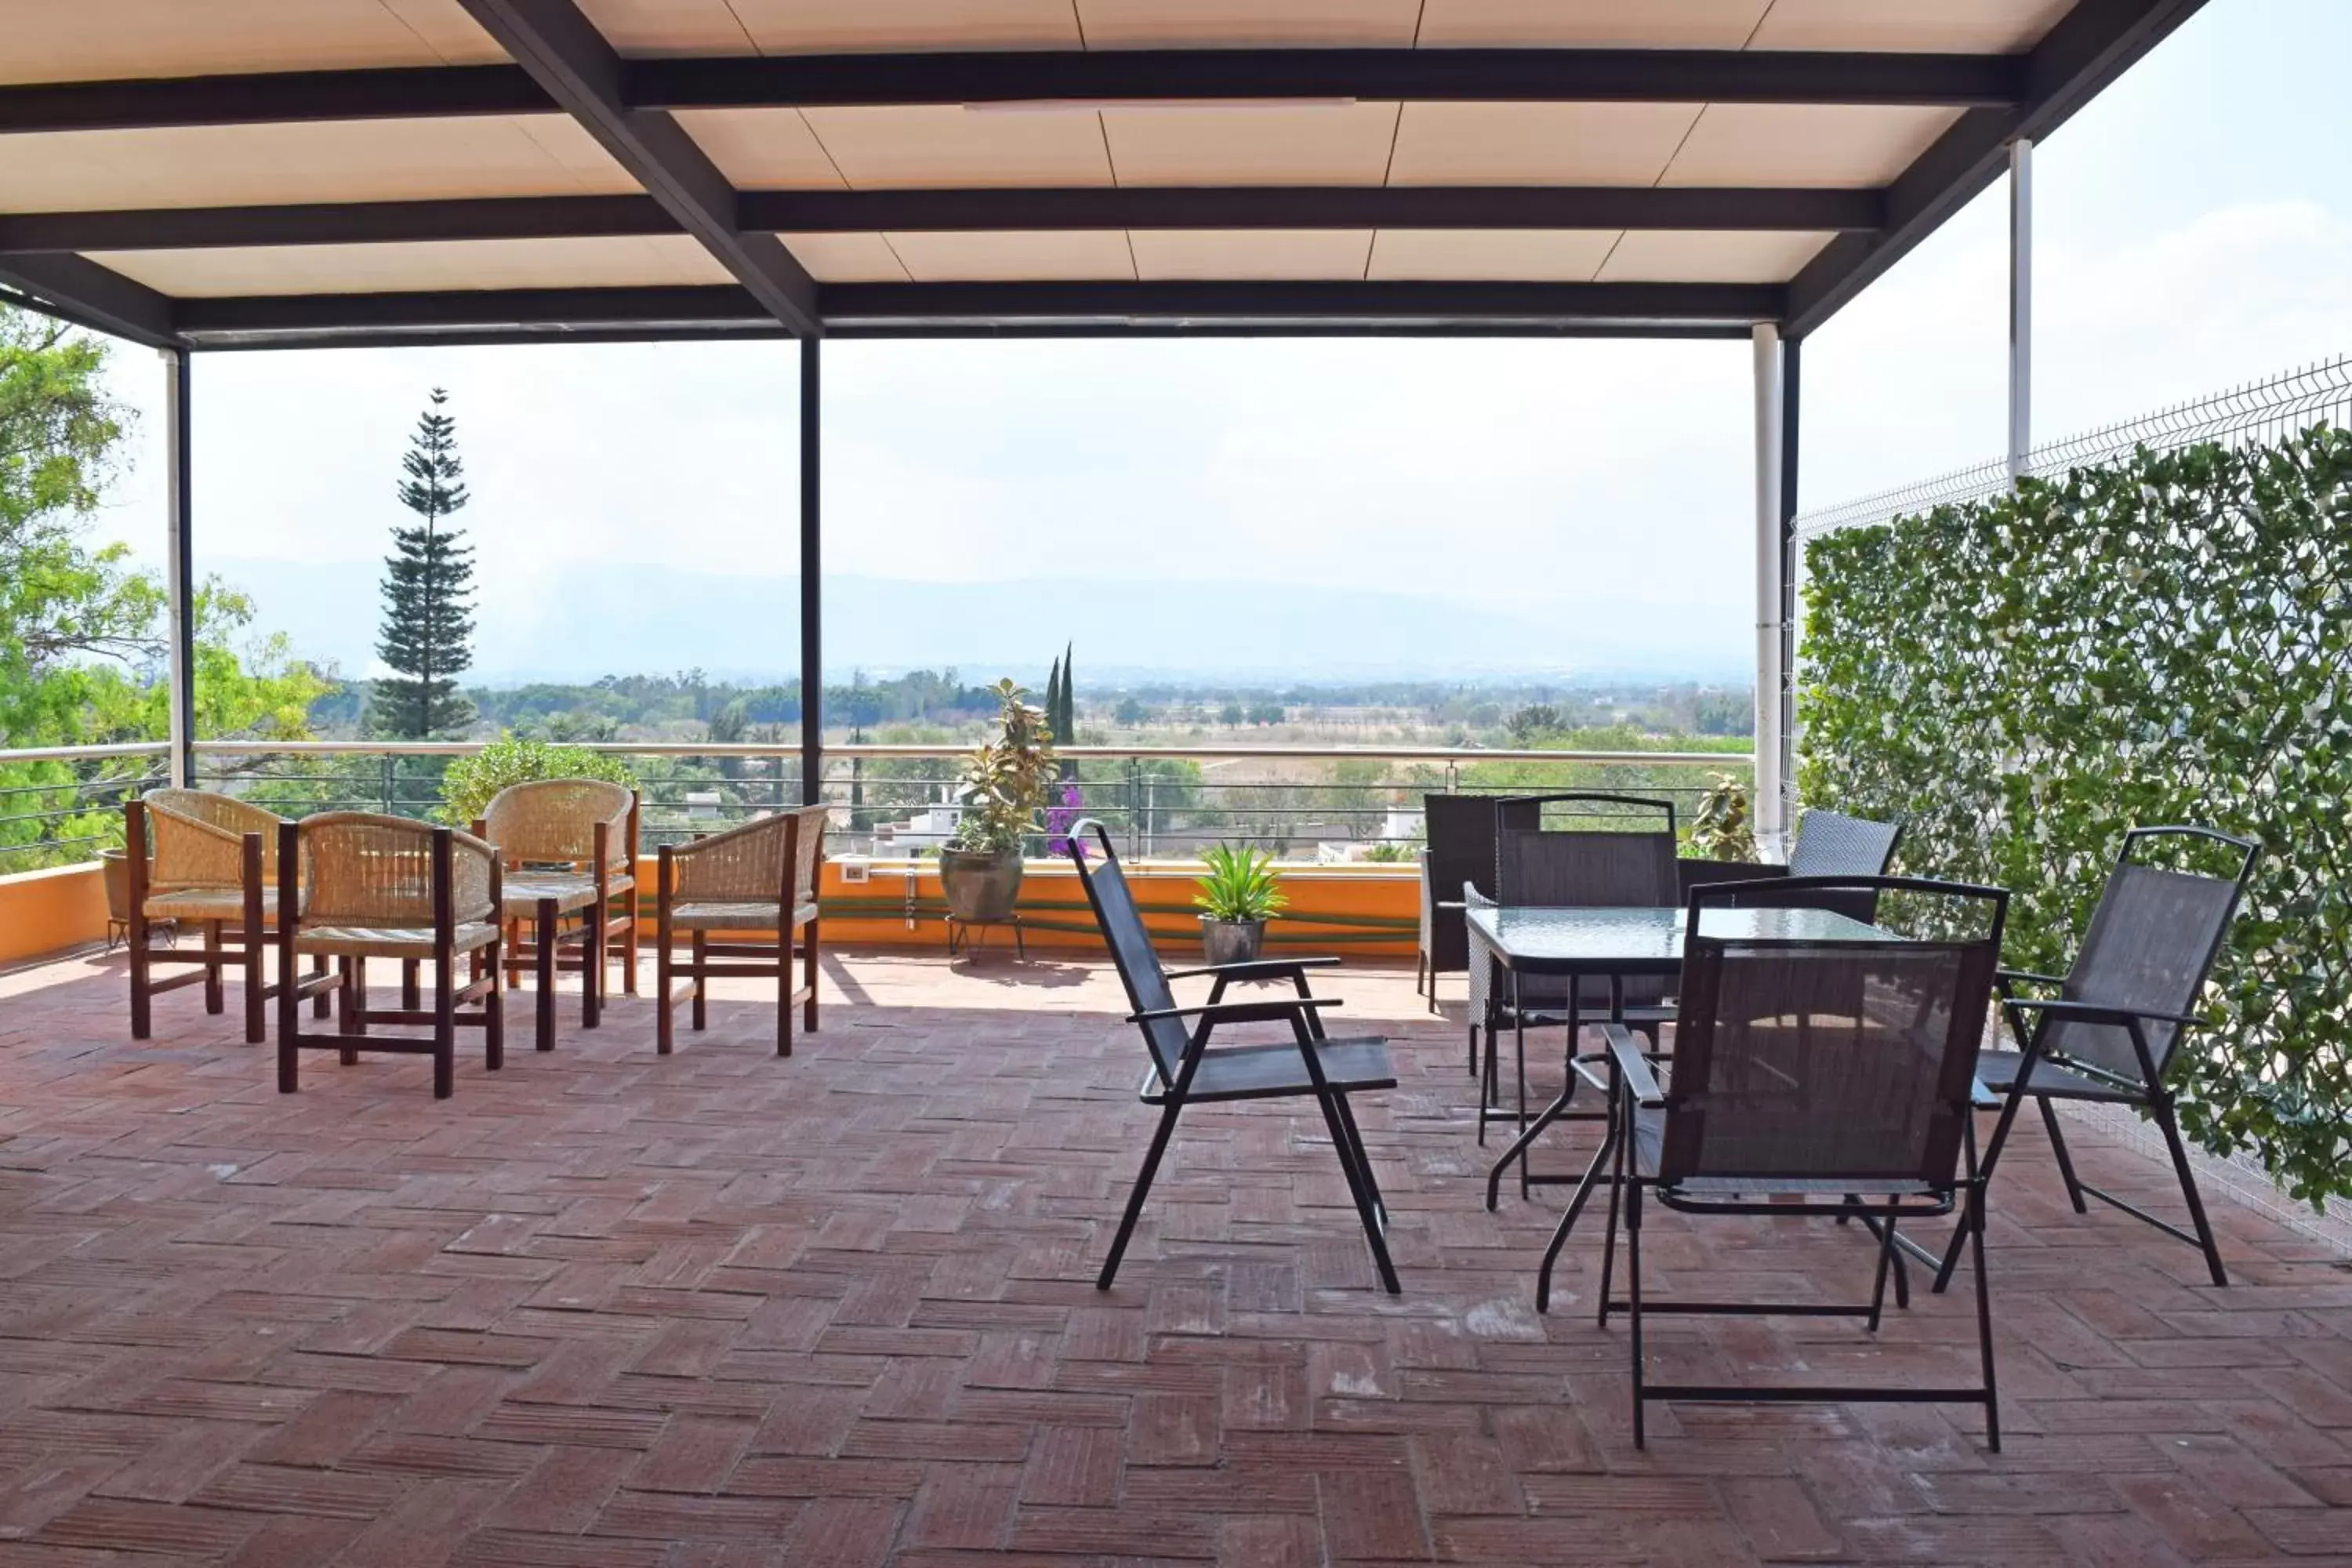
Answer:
368, 388, 476, 738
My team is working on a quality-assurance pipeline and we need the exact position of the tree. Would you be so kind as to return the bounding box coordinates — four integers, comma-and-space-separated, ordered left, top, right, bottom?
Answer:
1506, 702, 1564, 744
1114, 696, 1148, 726
2, 306, 330, 862
368, 388, 476, 738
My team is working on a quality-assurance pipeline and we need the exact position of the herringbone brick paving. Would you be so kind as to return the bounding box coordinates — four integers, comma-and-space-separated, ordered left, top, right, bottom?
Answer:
0, 946, 2347, 1566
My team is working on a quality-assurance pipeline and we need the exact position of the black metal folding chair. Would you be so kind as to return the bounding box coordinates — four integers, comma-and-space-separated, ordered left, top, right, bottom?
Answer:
1420, 793, 1538, 1038
1789, 808, 1906, 879
1933, 825, 2259, 1291
1470, 793, 1678, 1145
1068, 820, 1400, 1294
1599, 875, 2010, 1449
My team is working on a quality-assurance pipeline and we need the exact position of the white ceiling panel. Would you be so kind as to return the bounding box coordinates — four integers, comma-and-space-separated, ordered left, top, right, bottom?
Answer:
0, 117, 636, 215
1075, 0, 1424, 49
1367, 228, 1616, 281
1416, 0, 1771, 48
0, 0, 503, 85
1102, 104, 1401, 187
884, 230, 1137, 281
779, 232, 913, 282
1661, 103, 1964, 187
579, 0, 1082, 55
92, 234, 732, 297
1129, 229, 1374, 280
1387, 102, 1704, 187
800, 107, 1115, 189
1749, 0, 2071, 53
1595, 228, 1834, 282
674, 109, 848, 189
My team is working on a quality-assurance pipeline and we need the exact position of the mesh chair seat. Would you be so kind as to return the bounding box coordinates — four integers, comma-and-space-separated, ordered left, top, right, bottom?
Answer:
1142, 1036, 1396, 1105
1629, 1105, 1944, 1198
294, 921, 499, 960
1973, 1048, 2144, 1103
499, 873, 601, 916
668, 898, 818, 931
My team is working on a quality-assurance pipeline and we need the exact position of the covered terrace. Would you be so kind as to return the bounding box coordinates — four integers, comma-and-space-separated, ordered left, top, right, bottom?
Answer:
10, 2, 2352, 1565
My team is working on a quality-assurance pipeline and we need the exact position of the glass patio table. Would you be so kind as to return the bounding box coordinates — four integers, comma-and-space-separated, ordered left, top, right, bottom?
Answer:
1468, 902, 1902, 1302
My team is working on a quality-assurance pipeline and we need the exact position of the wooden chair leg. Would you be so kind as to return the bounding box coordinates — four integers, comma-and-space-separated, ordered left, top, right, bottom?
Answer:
656, 923, 675, 1057
802, 917, 819, 1033
583, 902, 604, 1032
310, 953, 331, 1018
484, 937, 505, 1069
777, 932, 793, 1058
534, 898, 557, 1053
128, 902, 153, 1040
401, 958, 421, 1011
242, 852, 267, 1047
622, 896, 640, 994
691, 931, 708, 1032
203, 920, 224, 1014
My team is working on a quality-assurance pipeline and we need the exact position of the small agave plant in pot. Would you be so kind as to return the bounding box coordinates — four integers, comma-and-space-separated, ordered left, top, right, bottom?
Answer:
1193, 841, 1287, 965
939, 679, 1058, 924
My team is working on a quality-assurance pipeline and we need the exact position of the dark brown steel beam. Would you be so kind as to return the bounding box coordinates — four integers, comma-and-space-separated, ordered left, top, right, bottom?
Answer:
173, 278, 1777, 345
0, 252, 177, 347
633, 48, 2022, 111
0, 65, 546, 134
0, 185, 1881, 253
1785, 0, 2209, 337
452, 0, 820, 337
0, 47, 2021, 137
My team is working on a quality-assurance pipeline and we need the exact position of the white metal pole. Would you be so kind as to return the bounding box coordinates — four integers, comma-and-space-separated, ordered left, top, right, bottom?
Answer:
2007, 136, 2034, 485
162, 347, 194, 789
1751, 322, 1787, 855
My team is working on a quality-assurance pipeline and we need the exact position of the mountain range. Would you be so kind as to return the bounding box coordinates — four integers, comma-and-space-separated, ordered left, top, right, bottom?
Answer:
205, 557, 1751, 687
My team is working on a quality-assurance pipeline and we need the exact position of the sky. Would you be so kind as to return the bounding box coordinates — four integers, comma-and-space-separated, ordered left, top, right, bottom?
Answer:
78, 0, 2352, 688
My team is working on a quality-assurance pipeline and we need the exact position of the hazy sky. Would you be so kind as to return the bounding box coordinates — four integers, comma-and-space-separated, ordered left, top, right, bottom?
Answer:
81, 0, 2352, 684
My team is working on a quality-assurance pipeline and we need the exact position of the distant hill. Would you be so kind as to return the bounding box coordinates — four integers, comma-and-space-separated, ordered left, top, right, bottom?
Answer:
205, 557, 1751, 686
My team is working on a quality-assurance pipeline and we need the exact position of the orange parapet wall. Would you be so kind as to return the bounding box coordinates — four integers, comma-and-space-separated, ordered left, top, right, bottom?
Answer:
631, 857, 1420, 959
0, 862, 108, 967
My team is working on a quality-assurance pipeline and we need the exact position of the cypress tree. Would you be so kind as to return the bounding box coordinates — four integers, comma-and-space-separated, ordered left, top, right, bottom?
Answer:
368, 388, 477, 739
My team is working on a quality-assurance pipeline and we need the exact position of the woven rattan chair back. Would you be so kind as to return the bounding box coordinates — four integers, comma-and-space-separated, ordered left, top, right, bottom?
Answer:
1664, 877, 2005, 1190
2051, 827, 2257, 1082
299, 811, 495, 928
483, 779, 634, 867
143, 788, 288, 887
1066, 821, 1187, 1087
1788, 809, 1904, 879
672, 806, 826, 906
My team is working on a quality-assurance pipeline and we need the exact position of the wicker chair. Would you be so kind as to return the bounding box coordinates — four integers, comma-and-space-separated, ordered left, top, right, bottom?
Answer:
125, 789, 324, 1044
654, 804, 826, 1057
275, 812, 503, 1099
478, 779, 639, 1053
1595, 874, 2010, 1450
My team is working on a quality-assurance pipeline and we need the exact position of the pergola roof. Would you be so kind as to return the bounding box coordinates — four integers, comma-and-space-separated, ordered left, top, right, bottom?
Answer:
0, 0, 2205, 348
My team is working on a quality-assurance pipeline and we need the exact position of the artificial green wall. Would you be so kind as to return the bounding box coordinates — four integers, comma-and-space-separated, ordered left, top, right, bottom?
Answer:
1800, 427, 2352, 1203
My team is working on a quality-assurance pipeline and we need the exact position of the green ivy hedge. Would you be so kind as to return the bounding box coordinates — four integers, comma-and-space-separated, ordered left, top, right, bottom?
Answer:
1800, 426, 2352, 1205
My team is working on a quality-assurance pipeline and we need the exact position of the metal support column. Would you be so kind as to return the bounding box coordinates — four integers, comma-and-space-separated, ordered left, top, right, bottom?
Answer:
1751, 322, 1787, 855
798, 337, 822, 806
162, 347, 196, 789
1777, 335, 1802, 840
2007, 137, 2034, 485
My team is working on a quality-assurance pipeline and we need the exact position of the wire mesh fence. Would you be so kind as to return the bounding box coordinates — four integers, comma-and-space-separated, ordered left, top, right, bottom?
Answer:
1794, 355, 2352, 539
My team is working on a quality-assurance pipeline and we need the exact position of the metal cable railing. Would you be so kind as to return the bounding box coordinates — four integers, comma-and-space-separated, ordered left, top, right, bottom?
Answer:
1795, 355, 2352, 540
1, 739, 1753, 873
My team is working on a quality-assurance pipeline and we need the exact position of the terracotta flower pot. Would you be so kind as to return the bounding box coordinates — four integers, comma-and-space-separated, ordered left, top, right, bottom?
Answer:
939, 847, 1023, 923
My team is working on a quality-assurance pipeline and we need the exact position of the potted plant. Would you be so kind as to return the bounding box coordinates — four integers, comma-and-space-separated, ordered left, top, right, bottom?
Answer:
940, 679, 1058, 924
1689, 771, 1759, 862
1193, 841, 1287, 964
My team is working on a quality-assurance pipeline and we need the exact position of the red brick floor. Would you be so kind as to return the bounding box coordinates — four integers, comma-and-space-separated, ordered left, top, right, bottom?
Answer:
0, 947, 2347, 1566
